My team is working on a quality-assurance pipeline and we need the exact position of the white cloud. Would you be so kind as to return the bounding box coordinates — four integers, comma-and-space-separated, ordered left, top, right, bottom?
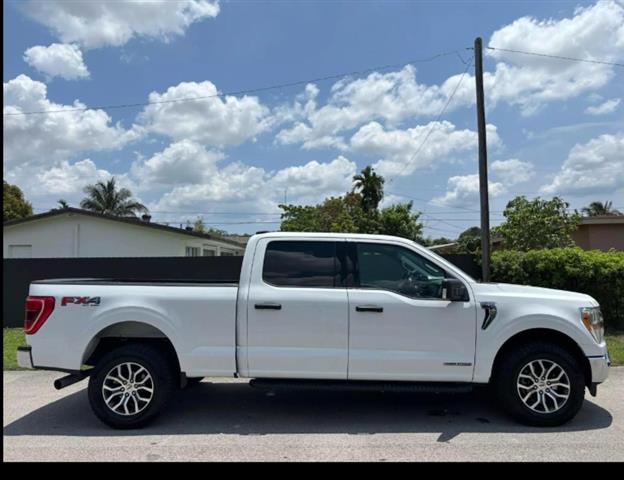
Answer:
150, 155, 357, 214
131, 139, 224, 188
275, 66, 475, 149
4, 158, 141, 211
3, 74, 140, 169
431, 174, 506, 208
350, 121, 501, 178
270, 156, 356, 204
585, 98, 621, 115
31, 159, 114, 196
491, 159, 535, 186
485, 0, 624, 115
20, 0, 220, 49
23, 43, 89, 80
276, 1, 624, 149
540, 132, 624, 195
138, 80, 272, 147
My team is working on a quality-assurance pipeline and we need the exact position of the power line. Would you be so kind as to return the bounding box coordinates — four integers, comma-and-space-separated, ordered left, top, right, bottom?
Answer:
386, 54, 474, 184
486, 46, 624, 68
4, 49, 465, 116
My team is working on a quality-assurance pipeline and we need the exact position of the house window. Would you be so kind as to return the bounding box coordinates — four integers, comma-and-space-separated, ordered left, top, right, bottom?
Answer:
9, 245, 32, 258
202, 247, 216, 256
185, 246, 200, 257
221, 251, 235, 256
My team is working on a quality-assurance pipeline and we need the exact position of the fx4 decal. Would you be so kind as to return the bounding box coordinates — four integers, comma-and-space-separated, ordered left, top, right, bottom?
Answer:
61, 296, 101, 306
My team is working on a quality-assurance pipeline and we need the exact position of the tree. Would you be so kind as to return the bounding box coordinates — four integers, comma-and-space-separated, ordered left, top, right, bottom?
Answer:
3, 181, 33, 221
456, 226, 482, 255
56, 199, 70, 210
377, 202, 423, 242
206, 227, 228, 236
280, 192, 366, 233
496, 196, 580, 251
80, 177, 148, 217
582, 201, 622, 216
193, 216, 207, 233
280, 192, 424, 241
352, 166, 385, 212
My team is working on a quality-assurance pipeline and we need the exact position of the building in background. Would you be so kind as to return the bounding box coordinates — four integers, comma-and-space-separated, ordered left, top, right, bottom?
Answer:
3, 208, 245, 258
571, 216, 624, 252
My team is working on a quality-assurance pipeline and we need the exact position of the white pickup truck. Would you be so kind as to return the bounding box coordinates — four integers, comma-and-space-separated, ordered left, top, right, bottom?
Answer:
18, 232, 610, 429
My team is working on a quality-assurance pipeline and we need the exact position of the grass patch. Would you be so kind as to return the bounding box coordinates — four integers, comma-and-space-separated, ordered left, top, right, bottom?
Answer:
3, 327, 623, 370
606, 332, 624, 366
4, 328, 27, 370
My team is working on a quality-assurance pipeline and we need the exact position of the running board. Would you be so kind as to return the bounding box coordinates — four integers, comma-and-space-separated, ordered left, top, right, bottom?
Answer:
249, 378, 473, 394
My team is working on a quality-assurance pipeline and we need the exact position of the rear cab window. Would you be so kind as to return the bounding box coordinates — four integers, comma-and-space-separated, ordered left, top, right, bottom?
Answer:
262, 241, 339, 288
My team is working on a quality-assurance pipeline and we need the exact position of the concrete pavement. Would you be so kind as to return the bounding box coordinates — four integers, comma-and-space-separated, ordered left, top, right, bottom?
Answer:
3, 369, 623, 461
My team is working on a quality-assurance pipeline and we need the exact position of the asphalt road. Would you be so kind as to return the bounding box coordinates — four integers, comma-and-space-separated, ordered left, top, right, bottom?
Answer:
4, 369, 623, 461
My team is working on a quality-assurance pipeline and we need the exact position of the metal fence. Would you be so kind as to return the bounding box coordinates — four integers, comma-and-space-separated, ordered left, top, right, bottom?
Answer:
3, 254, 479, 328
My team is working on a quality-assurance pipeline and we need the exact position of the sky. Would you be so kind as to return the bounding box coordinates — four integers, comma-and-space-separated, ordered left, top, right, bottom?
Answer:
3, 0, 624, 238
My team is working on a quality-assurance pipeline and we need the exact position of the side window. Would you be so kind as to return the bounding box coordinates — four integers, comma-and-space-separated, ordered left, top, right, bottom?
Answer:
355, 243, 447, 299
263, 241, 337, 288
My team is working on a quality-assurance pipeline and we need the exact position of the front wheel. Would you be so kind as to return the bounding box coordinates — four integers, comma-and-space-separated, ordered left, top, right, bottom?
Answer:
495, 342, 585, 427
88, 344, 176, 429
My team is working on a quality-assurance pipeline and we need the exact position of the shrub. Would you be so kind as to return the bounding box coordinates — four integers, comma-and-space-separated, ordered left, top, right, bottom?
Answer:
491, 248, 624, 331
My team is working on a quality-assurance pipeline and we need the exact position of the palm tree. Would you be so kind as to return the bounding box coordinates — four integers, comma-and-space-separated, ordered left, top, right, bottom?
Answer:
56, 199, 70, 210
80, 177, 148, 217
352, 166, 385, 212
581, 201, 622, 217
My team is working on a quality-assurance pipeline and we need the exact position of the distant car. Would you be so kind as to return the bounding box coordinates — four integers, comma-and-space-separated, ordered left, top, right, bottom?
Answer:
18, 232, 610, 429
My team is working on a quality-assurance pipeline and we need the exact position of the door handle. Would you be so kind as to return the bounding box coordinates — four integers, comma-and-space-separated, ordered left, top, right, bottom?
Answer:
356, 305, 383, 313
255, 303, 282, 310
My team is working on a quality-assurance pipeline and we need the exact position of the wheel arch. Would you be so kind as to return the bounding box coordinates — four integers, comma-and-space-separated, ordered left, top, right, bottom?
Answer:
490, 328, 592, 387
82, 321, 181, 375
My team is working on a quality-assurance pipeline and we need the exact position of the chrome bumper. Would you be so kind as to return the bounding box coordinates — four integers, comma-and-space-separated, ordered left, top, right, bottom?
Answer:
17, 346, 34, 369
588, 351, 610, 384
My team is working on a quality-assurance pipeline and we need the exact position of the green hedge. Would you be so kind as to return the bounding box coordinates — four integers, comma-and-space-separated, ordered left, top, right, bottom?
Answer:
491, 248, 624, 331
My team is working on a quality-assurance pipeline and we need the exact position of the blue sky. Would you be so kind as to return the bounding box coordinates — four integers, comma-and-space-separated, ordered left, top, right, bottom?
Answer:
4, 0, 623, 237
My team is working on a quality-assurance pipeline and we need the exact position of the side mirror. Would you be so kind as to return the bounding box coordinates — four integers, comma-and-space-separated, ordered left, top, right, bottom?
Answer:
442, 278, 469, 302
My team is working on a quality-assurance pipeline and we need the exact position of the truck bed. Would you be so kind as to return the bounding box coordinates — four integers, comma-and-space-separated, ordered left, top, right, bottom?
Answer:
32, 278, 238, 287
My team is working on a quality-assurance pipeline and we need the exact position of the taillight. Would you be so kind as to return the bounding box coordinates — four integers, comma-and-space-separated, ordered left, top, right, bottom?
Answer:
24, 296, 55, 335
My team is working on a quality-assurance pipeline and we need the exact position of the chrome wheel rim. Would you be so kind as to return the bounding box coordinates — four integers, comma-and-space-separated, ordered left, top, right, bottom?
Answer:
517, 359, 570, 414
102, 362, 154, 416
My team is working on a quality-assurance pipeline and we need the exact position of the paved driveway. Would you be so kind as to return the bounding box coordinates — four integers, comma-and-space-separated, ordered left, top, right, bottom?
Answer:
4, 369, 623, 461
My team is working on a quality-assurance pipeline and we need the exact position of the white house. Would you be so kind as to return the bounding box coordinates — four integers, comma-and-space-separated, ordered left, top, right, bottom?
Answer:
3, 208, 246, 259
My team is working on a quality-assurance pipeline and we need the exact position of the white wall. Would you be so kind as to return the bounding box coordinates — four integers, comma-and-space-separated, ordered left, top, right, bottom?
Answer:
3, 212, 244, 258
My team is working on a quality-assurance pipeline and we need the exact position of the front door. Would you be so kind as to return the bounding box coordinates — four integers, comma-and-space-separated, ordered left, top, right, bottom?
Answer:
347, 241, 477, 382
246, 239, 349, 379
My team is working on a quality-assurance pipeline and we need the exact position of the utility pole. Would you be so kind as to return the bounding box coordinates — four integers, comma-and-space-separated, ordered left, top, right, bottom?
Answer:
474, 37, 491, 282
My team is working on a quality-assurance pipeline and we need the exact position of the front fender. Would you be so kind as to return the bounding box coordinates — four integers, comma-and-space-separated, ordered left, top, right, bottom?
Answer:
473, 312, 599, 383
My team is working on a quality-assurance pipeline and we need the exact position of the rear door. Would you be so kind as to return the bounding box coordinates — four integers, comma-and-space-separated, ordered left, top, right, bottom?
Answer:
246, 239, 350, 379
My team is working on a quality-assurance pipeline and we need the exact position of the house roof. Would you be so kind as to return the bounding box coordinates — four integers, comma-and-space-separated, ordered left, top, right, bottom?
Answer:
428, 242, 457, 250
578, 215, 624, 225
3, 207, 245, 249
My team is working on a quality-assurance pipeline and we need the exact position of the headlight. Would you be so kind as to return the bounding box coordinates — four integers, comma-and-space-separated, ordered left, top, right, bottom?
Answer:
580, 307, 604, 344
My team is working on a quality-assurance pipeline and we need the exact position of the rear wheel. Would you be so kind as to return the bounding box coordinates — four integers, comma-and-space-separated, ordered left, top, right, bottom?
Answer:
88, 344, 176, 429
495, 342, 585, 427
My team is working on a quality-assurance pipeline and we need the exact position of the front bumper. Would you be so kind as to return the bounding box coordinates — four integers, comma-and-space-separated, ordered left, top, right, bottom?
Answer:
17, 346, 34, 369
588, 350, 610, 384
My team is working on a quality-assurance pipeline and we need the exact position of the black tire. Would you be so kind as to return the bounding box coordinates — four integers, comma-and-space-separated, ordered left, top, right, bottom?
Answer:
88, 343, 176, 429
495, 342, 585, 427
